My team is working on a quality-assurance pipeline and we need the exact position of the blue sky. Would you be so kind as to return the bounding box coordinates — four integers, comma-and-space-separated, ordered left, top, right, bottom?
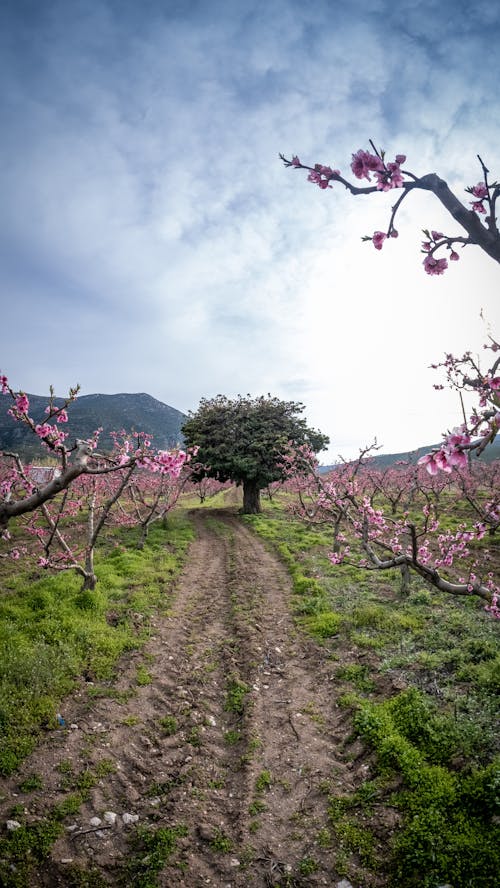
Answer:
1, 0, 499, 460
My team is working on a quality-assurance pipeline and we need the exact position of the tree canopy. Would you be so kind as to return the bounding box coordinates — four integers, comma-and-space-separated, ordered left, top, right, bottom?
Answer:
182, 394, 329, 513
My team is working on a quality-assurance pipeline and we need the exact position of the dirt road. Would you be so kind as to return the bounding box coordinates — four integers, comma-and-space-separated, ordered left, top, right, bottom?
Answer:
2, 508, 365, 887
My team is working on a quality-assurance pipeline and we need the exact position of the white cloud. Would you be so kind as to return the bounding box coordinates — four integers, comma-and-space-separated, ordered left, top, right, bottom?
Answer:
1, 0, 499, 460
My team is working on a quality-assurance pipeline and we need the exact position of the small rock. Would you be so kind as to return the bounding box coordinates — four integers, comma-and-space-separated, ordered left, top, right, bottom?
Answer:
103, 811, 117, 825
149, 797, 161, 807
89, 817, 102, 827
207, 715, 217, 727
70, 723, 78, 730
60, 858, 74, 864
66, 824, 78, 832
229, 858, 240, 867
6, 820, 22, 831
122, 813, 139, 825
336, 880, 354, 888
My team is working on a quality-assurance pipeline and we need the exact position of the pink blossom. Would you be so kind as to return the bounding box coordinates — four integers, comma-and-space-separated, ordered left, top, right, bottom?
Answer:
15, 393, 29, 414
35, 423, 54, 439
450, 250, 459, 261
57, 409, 68, 423
307, 168, 332, 189
446, 449, 468, 468
471, 200, 486, 213
423, 254, 448, 275
431, 231, 444, 241
350, 149, 383, 181
291, 155, 301, 167
372, 231, 387, 250
395, 154, 406, 165
0, 375, 8, 394
471, 182, 488, 199
374, 162, 404, 191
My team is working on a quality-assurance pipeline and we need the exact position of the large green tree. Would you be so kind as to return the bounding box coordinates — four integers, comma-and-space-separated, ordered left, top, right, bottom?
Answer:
182, 394, 329, 514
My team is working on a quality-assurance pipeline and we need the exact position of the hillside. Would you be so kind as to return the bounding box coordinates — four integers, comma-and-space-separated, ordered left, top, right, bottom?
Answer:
0, 392, 187, 458
319, 436, 500, 472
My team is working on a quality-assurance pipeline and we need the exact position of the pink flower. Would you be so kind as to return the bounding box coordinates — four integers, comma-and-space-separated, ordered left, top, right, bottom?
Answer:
57, 409, 68, 423
372, 231, 387, 250
431, 231, 444, 241
0, 375, 8, 394
307, 168, 333, 189
449, 250, 459, 261
374, 164, 404, 191
423, 254, 448, 275
471, 182, 488, 199
291, 155, 301, 167
447, 449, 468, 468
351, 149, 383, 180
471, 200, 486, 213
15, 393, 29, 414
395, 154, 406, 165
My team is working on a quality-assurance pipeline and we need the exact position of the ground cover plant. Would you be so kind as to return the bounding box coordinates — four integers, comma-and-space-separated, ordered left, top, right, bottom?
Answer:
244, 484, 500, 887
0, 514, 193, 777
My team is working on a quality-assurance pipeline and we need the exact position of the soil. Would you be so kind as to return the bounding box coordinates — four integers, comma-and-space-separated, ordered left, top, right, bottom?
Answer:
0, 505, 386, 887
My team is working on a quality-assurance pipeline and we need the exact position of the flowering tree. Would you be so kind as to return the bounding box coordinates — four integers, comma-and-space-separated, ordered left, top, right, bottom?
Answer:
0, 379, 190, 589
287, 446, 499, 616
282, 146, 500, 464
126, 449, 192, 549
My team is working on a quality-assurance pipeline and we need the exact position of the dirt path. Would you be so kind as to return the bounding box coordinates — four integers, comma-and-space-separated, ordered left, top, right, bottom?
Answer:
1, 508, 363, 887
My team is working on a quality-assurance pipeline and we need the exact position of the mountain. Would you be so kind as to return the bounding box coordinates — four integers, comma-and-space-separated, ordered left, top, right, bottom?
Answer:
0, 392, 187, 458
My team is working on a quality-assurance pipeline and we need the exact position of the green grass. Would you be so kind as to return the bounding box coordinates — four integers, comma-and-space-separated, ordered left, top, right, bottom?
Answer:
0, 513, 194, 775
244, 494, 500, 888
123, 824, 188, 887
224, 676, 249, 716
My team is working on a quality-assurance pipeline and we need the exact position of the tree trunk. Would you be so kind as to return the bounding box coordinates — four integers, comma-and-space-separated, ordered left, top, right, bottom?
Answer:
400, 562, 411, 595
242, 480, 261, 514
81, 548, 97, 590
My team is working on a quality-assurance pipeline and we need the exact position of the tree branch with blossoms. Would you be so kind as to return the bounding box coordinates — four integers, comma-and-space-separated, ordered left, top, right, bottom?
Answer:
0, 376, 190, 533
285, 445, 499, 617
281, 143, 500, 271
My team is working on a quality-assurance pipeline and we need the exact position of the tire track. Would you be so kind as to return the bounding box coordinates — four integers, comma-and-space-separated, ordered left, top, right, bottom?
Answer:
1, 508, 356, 887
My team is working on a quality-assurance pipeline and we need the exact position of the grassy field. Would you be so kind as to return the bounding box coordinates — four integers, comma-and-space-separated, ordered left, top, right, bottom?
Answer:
0, 515, 194, 776
0, 488, 498, 886
245, 494, 500, 887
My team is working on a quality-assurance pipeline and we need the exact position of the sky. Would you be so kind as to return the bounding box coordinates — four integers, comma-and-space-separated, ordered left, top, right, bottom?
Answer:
1, 0, 499, 462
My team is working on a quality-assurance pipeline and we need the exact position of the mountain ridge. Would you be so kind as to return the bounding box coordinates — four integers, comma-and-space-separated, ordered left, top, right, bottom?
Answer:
0, 391, 187, 458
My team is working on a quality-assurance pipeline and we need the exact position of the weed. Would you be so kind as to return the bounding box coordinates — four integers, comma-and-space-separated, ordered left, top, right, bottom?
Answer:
224, 676, 249, 715
224, 729, 241, 745
124, 824, 188, 887
255, 770, 273, 792
303, 611, 343, 638
248, 799, 267, 815
210, 827, 233, 853
336, 663, 376, 693
299, 856, 319, 874
159, 715, 178, 736
136, 664, 152, 686
18, 773, 43, 793
121, 714, 141, 726
187, 725, 202, 747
